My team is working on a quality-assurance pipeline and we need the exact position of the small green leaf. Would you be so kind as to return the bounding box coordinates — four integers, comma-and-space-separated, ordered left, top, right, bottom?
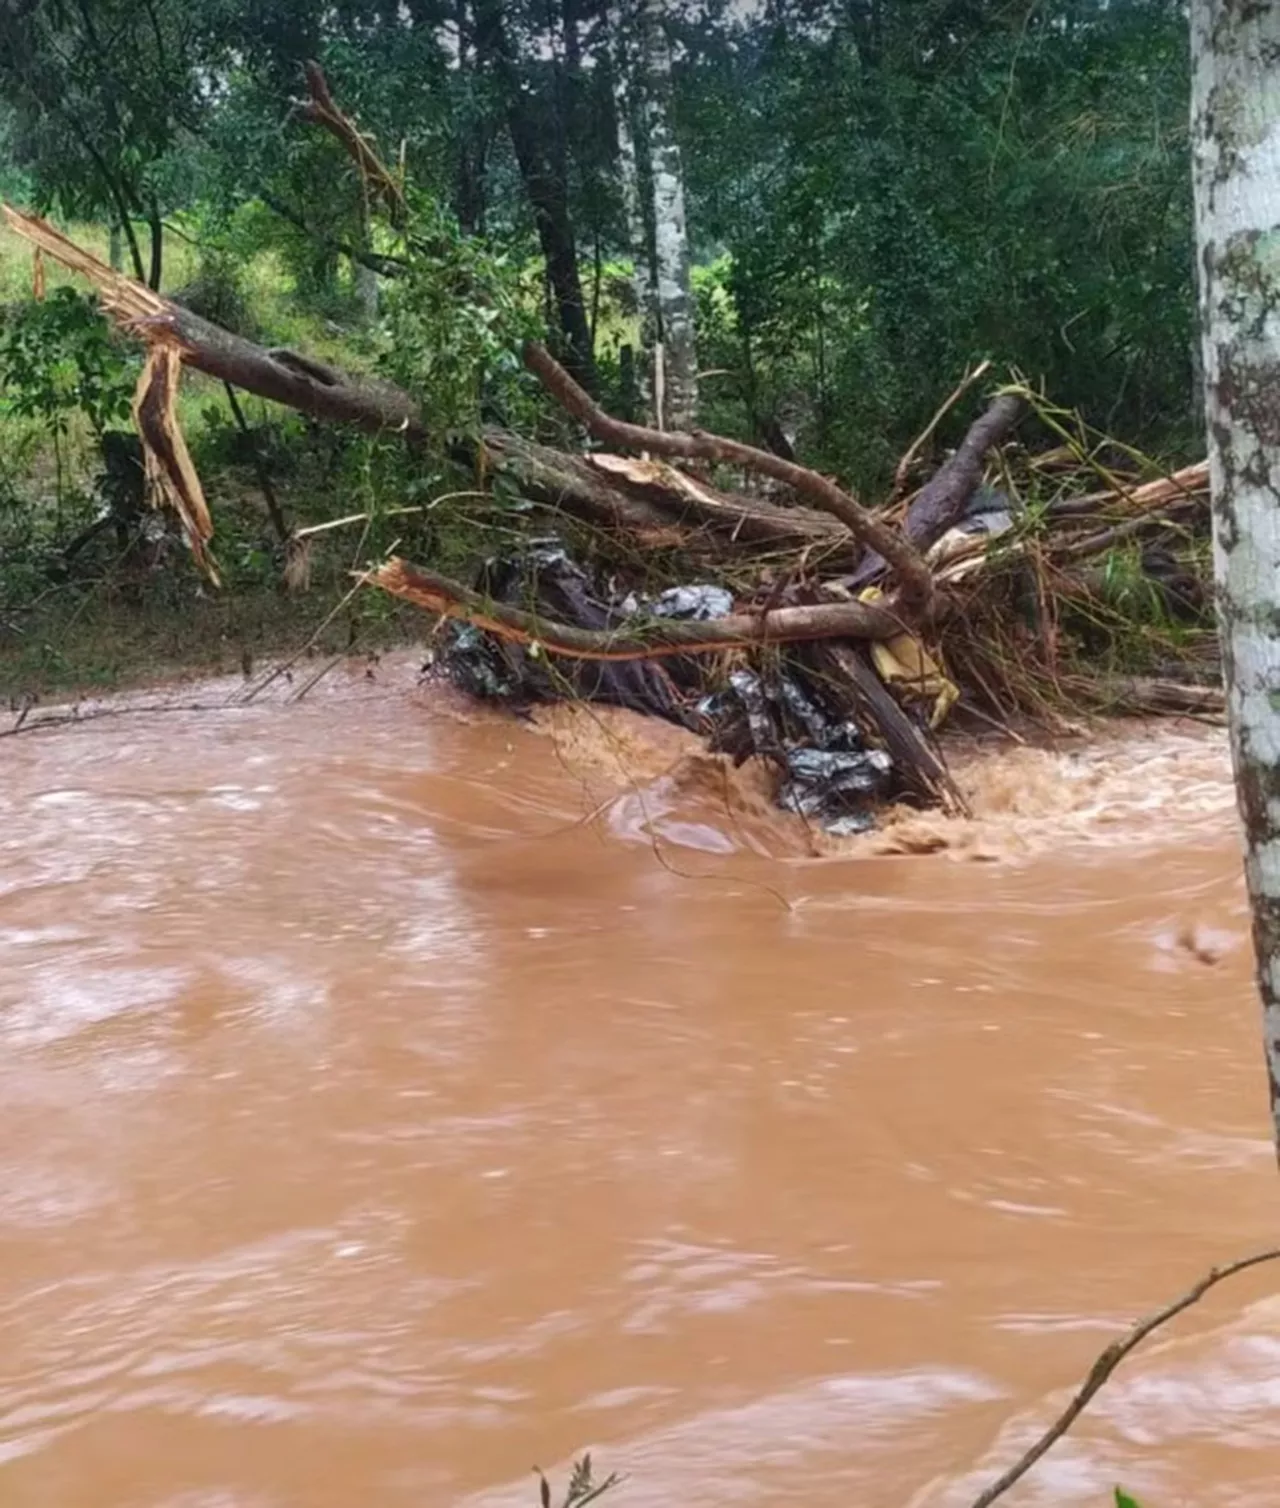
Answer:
1114, 1488, 1143, 1508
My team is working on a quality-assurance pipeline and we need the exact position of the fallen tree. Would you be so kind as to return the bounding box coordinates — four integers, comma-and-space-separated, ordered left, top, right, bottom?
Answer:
0, 62, 1220, 831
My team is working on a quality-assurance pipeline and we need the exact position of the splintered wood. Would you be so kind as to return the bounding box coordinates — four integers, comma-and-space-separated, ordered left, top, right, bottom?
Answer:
3, 203, 218, 581
133, 341, 217, 581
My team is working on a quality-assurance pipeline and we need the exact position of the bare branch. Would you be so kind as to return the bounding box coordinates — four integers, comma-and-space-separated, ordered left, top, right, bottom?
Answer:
522, 340, 935, 605
368, 557, 901, 658
967, 1247, 1280, 1508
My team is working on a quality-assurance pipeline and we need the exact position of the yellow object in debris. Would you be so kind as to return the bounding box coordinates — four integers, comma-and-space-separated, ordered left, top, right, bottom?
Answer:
858, 587, 960, 729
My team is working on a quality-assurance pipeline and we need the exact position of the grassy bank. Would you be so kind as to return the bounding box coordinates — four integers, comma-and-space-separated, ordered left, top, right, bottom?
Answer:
0, 214, 453, 702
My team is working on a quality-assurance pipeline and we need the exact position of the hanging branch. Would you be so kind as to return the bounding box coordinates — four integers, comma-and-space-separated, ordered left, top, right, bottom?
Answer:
368, 557, 901, 658
291, 61, 409, 229
966, 1247, 1280, 1508
522, 341, 935, 606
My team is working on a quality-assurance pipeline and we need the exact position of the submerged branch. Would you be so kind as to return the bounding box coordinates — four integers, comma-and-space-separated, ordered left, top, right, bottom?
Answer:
368, 557, 901, 659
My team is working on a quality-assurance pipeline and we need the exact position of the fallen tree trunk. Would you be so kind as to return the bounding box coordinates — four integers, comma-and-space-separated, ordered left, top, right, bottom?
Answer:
4, 205, 865, 569
1, 206, 426, 439
370, 556, 902, 656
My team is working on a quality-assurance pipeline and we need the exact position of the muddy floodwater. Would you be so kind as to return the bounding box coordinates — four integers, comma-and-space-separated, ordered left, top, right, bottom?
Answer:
2, 659, 1278, 1508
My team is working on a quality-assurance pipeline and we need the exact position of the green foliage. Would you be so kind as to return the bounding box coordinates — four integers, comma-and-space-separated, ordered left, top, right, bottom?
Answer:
678, 0, 1194, 488
536, 1454, 621, 1508
1115, 1489, 1144, 1508
174, 249, 259, 339
383, 196, 537, 442
0, 289, 136, 436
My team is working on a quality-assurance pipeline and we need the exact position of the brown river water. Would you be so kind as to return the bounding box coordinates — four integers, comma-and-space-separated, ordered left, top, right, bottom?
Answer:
2, 656, 1279, 1508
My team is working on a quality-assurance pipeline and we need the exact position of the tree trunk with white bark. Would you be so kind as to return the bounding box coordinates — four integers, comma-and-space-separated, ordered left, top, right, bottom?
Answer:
1191, 0, 1280, 1153
641, 0, 697, 432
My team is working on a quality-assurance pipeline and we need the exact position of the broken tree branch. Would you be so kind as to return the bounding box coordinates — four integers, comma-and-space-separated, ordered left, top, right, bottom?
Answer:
584, 453, 855, 561
1, 205, 426, 438
133, 339, 217, 580
522, 340, 935, 606
966, 1247, 1280, 1508
292, 61, 408, 228
852, 392, 1023, 587
369, 557, 902, 659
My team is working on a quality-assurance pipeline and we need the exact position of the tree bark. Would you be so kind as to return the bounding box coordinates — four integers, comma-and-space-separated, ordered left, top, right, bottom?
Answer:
1191, 0, 1280, 1153
641, 0, 697, 430
371, 556, 901, 656
473, 0, 597, 390
147, 196, 164, 291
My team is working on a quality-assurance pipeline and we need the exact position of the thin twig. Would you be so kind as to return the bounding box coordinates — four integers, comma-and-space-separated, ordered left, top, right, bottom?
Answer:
292, 492, 493, 540
967, 1247, 1280, 1508
236, 578, 366, 703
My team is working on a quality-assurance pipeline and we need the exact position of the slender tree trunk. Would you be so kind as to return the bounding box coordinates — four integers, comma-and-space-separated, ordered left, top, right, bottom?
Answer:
473, 0, 596, 389
108, 221, 123, 272
147, 198, 163, 291
354, 259, 380, 322
1191, 0, 1280, 1153
452, 0, 489, 235
609, 1, 656, 421
354, 207, 380, 322
641, 0, 697, 431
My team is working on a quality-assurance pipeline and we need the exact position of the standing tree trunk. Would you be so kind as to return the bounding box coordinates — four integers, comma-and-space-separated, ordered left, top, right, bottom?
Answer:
1191, 0, 1280, 1153
354, 206, 380, 322
473, 0, 596, 391
147, 196, 163, 291
641, 0, 697, 431
609, 0, 656, 421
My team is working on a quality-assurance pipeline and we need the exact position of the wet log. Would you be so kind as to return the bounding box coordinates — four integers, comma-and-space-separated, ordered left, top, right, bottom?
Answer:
802, 640, 968, 814
369, 557, 902, 658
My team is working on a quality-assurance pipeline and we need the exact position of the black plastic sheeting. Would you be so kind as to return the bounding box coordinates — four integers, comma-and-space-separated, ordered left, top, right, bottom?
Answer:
432, 540, 895, 832
700, 669, 892, 835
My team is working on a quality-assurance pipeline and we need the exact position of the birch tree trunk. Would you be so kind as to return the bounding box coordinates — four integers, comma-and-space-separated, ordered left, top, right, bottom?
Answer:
641, 0, 697, 432
1191, 0, 1280, 1152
